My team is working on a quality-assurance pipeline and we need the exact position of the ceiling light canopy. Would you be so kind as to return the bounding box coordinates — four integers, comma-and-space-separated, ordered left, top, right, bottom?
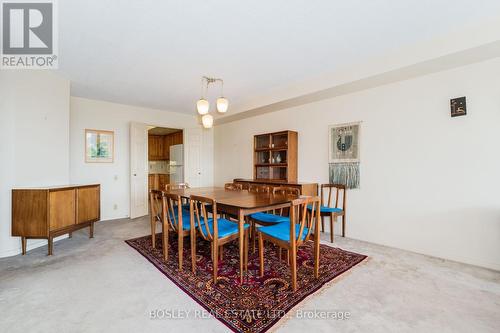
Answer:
197, 76, 228, 127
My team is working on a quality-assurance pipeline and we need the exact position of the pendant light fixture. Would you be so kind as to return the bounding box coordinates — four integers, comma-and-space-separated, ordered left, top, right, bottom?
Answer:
196, 76, 229, 128
201, 114, 214, 128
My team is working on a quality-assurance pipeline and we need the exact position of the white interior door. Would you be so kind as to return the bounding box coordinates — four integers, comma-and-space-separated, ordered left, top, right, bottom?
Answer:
184, 128, 202, 188
130, 122, 149, 218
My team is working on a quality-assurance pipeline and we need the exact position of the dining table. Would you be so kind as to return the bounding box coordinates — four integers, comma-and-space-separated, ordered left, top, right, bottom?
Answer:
167, 187, 320, 284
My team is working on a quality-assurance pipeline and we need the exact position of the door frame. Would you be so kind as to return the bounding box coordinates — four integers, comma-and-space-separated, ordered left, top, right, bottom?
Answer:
129, 122, 186, 218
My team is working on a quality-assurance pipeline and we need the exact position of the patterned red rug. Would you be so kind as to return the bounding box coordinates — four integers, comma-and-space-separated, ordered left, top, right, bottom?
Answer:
126, 234, 366, 333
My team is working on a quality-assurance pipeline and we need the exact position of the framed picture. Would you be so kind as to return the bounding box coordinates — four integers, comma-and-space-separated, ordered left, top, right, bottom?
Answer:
328, 122, 361, 163
450, 96, 466, 117
85, 129, 114, 163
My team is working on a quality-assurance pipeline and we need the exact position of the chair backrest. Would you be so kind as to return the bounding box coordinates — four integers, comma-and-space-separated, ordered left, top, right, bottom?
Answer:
149, 190, 163, 222
272, 186, 300, 196
289, 196, 320, 245
248, 184, 271, 193
165, 183, 190, 191
272, 186, 300, 216
162, 192, 184, 232
320, 184, 346, 210
190, 195, 218, 242
225, 183, 243, 191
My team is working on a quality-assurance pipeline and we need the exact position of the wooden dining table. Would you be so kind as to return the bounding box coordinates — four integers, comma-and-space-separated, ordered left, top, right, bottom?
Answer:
167, 187, 320, 283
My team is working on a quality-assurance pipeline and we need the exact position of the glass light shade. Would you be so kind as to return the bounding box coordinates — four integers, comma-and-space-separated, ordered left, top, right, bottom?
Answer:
196, 98, 209, 115
216, 97, 229, 113
201, 114, 213, 128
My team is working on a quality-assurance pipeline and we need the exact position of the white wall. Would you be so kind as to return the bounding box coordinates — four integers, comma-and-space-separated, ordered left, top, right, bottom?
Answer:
214, 57, 500, 270
70, 97, 213, 221
0, 71, 71, 257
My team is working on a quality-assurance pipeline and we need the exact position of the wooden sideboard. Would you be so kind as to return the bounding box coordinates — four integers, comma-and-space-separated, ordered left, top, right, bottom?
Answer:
233, 179, 318, 196
12, 184, 100, 255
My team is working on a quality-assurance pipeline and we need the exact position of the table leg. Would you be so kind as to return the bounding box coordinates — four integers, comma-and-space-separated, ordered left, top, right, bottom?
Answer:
238, 209, 244, 284
314, 206, 320, 278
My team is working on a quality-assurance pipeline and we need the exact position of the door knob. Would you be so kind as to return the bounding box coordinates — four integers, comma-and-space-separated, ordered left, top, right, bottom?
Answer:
133, 173, 137, 176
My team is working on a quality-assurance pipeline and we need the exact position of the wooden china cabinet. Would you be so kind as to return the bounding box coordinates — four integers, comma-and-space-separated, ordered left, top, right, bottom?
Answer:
253, 130, 298, 182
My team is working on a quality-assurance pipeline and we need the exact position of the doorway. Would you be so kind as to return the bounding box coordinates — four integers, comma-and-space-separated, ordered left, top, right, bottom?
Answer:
130, 123, 207, 219
147, 127, 184, 192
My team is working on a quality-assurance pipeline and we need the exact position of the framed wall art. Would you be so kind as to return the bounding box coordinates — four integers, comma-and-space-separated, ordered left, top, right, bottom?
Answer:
85, 129, 114, 163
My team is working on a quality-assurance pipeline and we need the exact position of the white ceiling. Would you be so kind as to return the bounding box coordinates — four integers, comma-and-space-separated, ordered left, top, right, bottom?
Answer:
57, 0, 500, 115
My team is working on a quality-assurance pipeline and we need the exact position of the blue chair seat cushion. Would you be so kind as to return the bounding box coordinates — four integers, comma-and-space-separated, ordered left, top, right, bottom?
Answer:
258, 222, 309, 242
199, 218, 249, 239
308, 204, 343, 214
250, 212, 290, 224
168, 212, 197, 231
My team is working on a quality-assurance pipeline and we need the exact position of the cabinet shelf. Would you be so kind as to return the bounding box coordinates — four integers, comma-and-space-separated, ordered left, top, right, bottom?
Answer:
254, 146, 288, 152
255, 163, 288, 167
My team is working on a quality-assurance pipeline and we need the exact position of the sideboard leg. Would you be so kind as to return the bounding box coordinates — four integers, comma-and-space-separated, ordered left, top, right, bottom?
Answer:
89, 222, 94, 238
21, 237, 27, 255
48, 237, 53, 256
68, 232, 72, 238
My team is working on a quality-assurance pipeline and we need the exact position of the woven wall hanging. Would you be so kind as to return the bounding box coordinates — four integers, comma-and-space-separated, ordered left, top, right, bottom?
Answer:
328, 122, 361, 189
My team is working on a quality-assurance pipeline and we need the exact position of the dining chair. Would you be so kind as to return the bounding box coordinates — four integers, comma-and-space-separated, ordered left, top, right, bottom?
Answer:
257, 196, 320, 291
222, 183, 243, 220
189, 195, 250, 283
149, 189, 164, 249
224, 183, 243, 191
165, 183, 191, 210
162, 192, 194, 270
249, 187, 299, 252
310, 183, 346, 242
165, 182, 190, 191
247, 184, 272, 193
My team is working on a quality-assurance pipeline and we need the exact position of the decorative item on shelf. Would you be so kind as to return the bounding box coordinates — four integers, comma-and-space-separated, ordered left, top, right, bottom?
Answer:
328, 122, 361, 189
450, 96, 466, 117
276, 154, 282, 163
271, 157, 275, 164
271, 143, 275, 148
196, 76, 229, 129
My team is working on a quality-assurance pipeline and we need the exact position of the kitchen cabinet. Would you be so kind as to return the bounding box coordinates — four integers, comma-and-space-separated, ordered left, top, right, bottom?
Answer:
149, 174, 170, 191
148, 135, 161, 160
148, 131, 183, 161
171, 131, 183, 145
163, 135, 172, 160
158, 174, 170, 190
148, 174, 156, 191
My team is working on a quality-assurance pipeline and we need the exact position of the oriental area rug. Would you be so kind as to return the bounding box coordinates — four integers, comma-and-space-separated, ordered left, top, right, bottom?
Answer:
126, 234, 367, 333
